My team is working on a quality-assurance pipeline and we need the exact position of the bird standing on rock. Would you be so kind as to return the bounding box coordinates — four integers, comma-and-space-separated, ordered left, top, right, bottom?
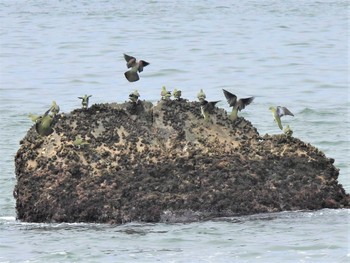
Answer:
197, 89, 206, 102
129, 90, 140, 103
222, 89, 254, 122
269, 106, 294, 130
161, 86, 171, 100
172, 88, 182, 100
78, 95, 92, 109
123, 54, 149, 82
35, 108, 54, 136
50, 101, 60, 116
283, 125, 293, 137
200, 100, 220, 122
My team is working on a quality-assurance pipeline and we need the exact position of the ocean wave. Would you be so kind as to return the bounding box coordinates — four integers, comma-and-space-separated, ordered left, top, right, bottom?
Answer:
0, 216, 16, 222
298, 107, 342, 116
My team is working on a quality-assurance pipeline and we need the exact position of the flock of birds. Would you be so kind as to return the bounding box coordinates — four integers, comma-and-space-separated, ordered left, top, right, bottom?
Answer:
29, 53, 295, 137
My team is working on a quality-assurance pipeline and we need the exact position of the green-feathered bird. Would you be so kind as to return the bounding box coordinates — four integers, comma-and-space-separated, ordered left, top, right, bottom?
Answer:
35, 108, 54, 136
172, 88, 182, 100
222, 89, 254, 122
197, 89, 206, 102
50, 101, 60, 116
161, 86, 171, 100
124, 54, 150, 82
78, 95, 92, 109
200, 100, 220, 122
269, 106, 294, 130
28, 113, 40, 122
129, 90, 140, 103
283, 125, 293, 137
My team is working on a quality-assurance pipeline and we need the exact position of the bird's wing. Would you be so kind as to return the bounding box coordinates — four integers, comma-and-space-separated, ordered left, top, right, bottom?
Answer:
222, 89, 237, 107
277, 106, 294, 117
138, 60, 149, 73
124, 54, 136, 68
237, 97, 254, 111
124, 71, 139, 82
209, 100, 220, 107
200, 99, 208, 106
140, 60, 149, 67
43, 108, 51, 117
124, 53, 135, 62
203, 100, 220, 111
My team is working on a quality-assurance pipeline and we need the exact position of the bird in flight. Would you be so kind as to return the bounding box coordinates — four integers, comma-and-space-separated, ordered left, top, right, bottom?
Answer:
123, 54, 150, 82
269, 106, 294, 130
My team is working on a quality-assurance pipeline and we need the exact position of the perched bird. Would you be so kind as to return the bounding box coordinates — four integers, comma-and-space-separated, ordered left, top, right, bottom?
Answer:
50, 101, 60, 116
73, 135, 89, 147
197, 89, 206, 102
269, 106, 294, 130
35, 108, 54, 136
28, 113, 40, 122
283, 125, 293, 137
200, 100, 220, 122
129, 90, 140, 103
78, 95, 92, 109
223, 89, 254, 122
123, 54, 149, 82
161, 86, 171, 100
172, 88, 182, 100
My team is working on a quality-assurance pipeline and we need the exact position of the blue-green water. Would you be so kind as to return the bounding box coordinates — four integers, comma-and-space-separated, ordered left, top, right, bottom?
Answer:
0, 0, 349, 262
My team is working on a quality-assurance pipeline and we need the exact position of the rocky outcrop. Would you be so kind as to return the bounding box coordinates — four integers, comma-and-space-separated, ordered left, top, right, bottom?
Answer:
14, 100, 350, 223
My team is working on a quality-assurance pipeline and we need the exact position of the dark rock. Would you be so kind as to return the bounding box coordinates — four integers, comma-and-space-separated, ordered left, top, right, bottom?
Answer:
14, 100, 350, 224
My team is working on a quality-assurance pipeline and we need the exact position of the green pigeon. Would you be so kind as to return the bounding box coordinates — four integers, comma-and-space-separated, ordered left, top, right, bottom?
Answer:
124, 54, 150, 82
129, 90, 140, 103
28, 113, 40, 122
73, 135, 89, 147
161, 86, 171, 100
35, 108, 54, 136
222, 89, 254, 122
50, 101, 60, 116
172, 88, 182, 100
197, 89, 206, 102
200, 100, 220, 122
269, 106, 294, 130
78, 95, 92, 109
283, 125, 293, 137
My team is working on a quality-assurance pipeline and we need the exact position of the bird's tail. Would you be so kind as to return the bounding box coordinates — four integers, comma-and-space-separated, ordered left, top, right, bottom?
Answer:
124, 71, 139, 82
277, 119, 283, 130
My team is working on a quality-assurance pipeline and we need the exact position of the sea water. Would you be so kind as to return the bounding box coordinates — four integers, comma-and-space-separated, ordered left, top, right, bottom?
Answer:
0, 0, 349, 262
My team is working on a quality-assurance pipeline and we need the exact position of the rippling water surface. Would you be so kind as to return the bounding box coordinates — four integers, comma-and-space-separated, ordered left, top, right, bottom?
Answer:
0, 0, 349, 262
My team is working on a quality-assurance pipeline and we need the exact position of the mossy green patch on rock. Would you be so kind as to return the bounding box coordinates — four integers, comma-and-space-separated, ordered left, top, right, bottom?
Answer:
14, 100, 350, 223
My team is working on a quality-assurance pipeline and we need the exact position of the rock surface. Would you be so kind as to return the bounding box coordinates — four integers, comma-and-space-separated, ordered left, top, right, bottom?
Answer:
14, 100, 350, 223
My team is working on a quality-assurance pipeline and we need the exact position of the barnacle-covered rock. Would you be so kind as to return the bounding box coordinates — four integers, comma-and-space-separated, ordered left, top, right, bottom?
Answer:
14, 100, 350, 223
